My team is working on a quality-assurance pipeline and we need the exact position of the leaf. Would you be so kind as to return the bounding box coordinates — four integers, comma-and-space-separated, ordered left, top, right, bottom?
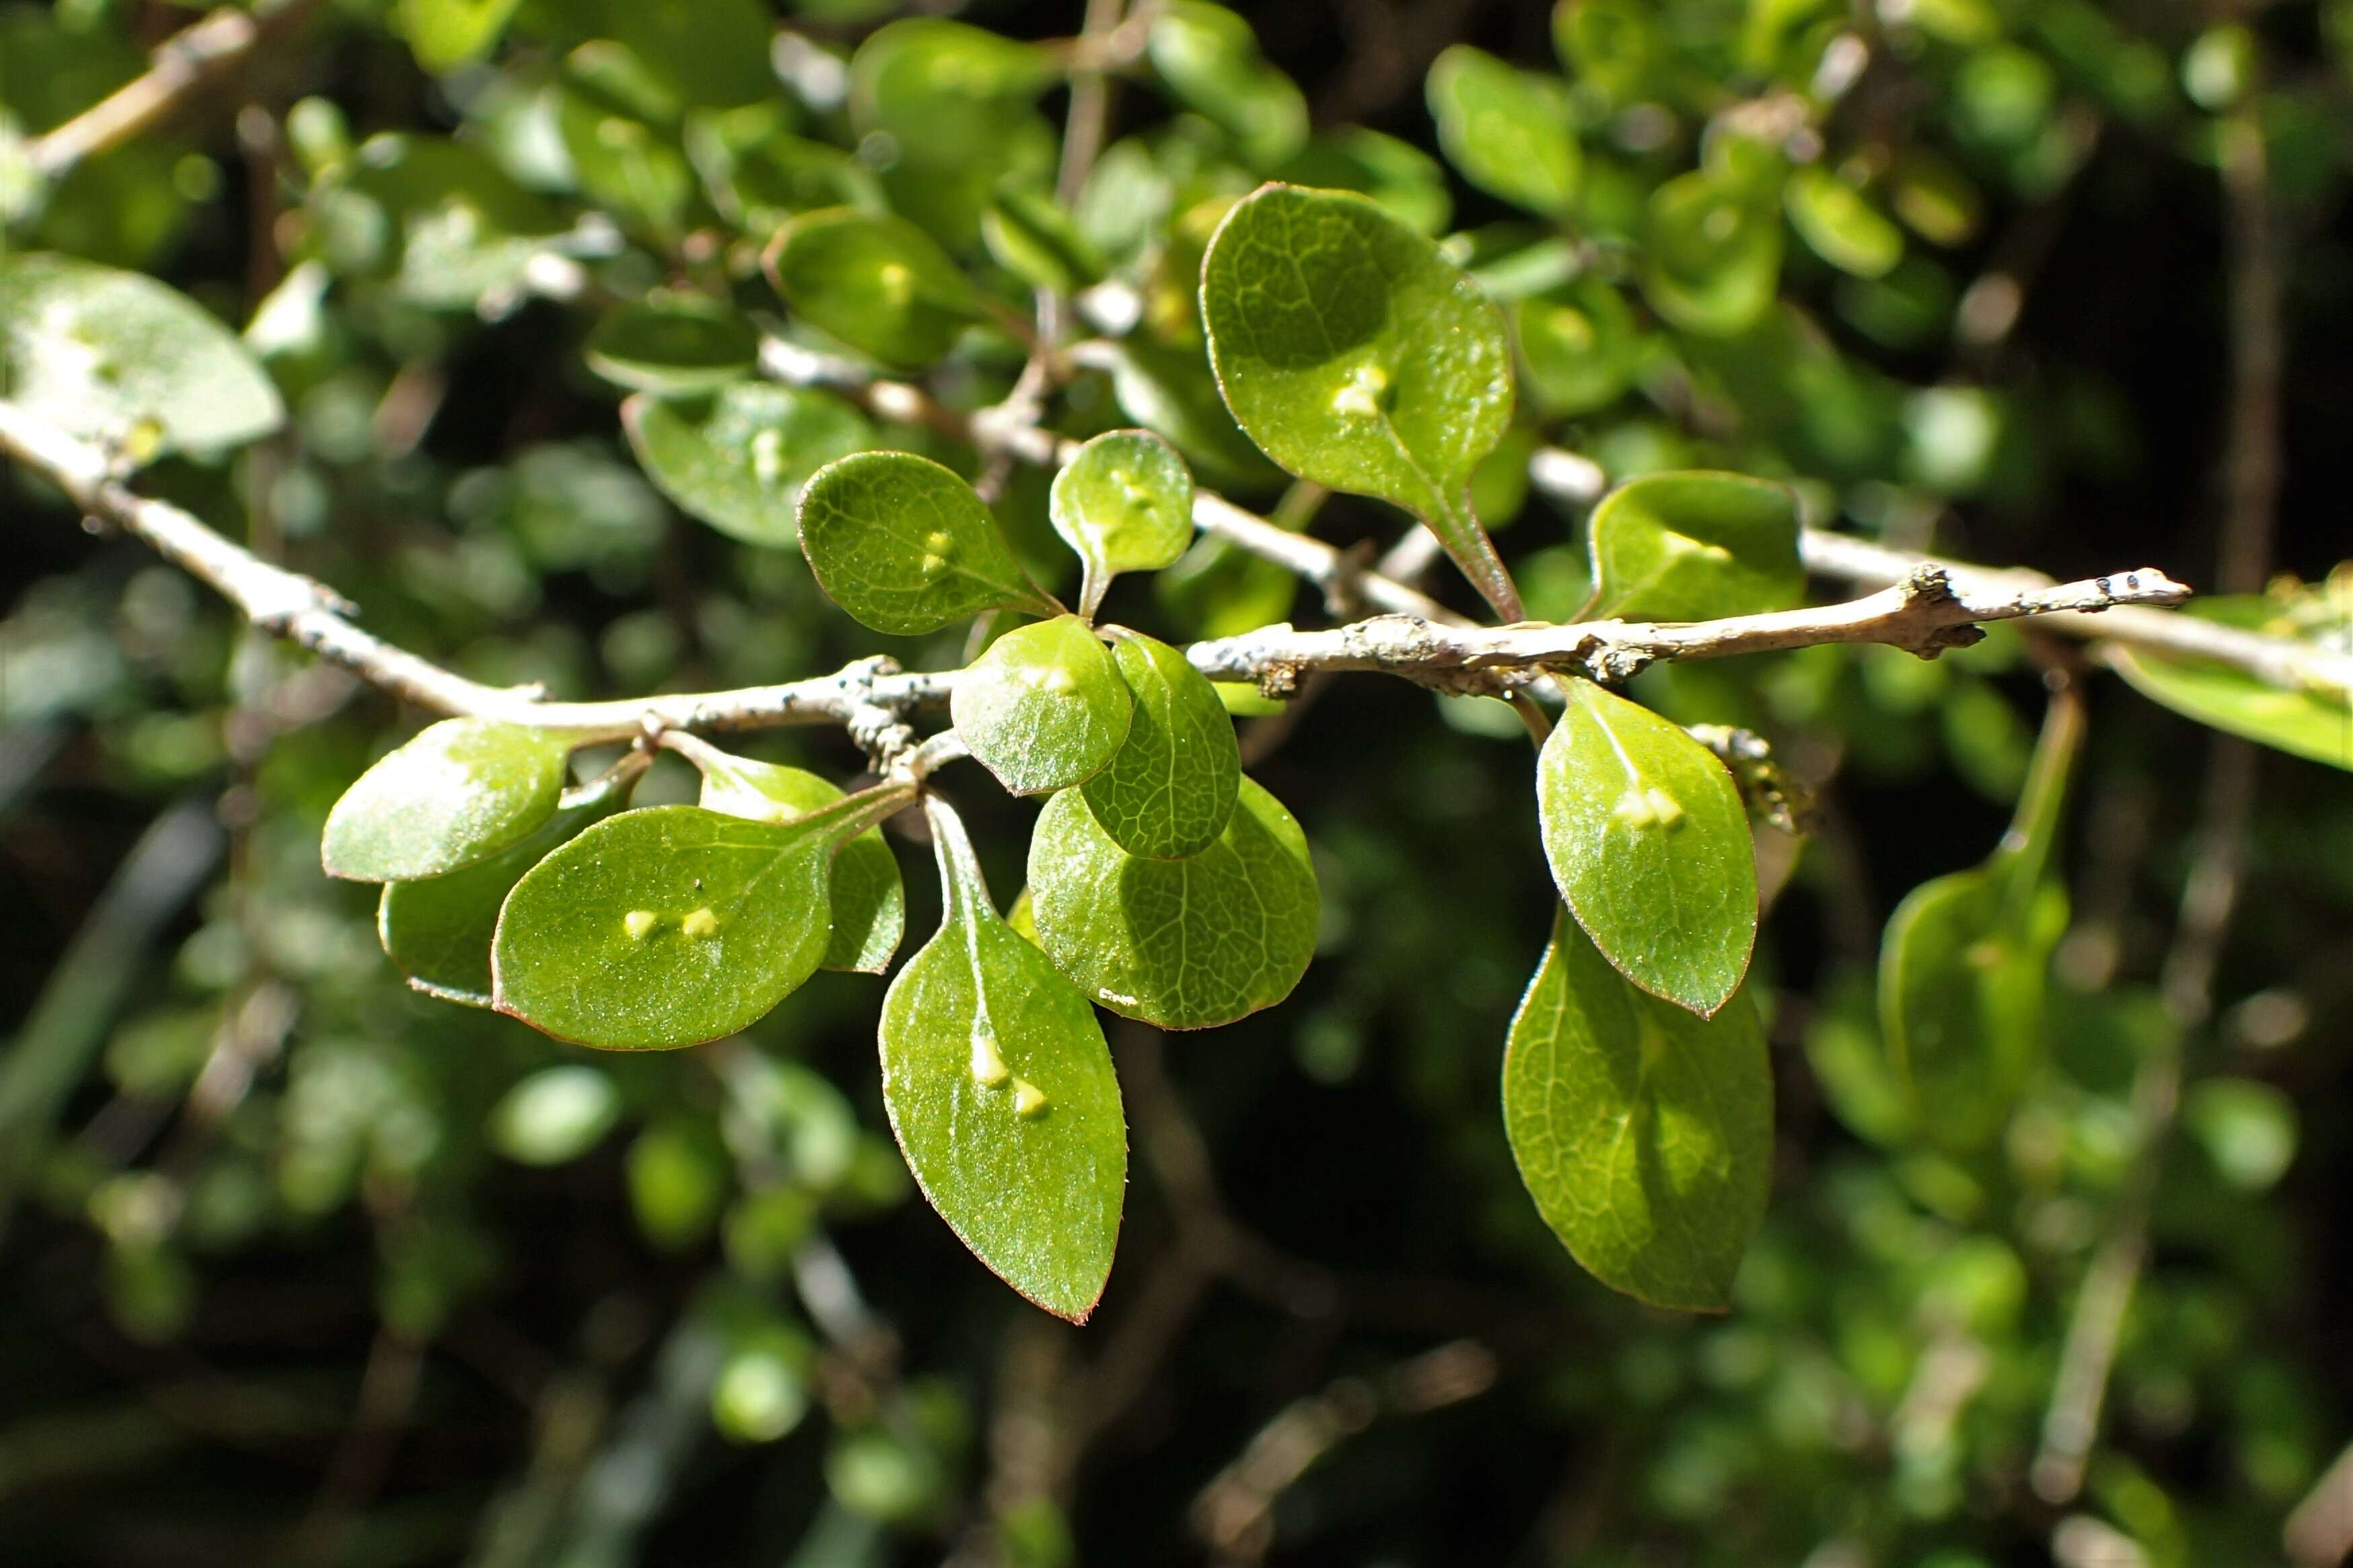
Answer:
1585, 471, 1803, 622
1503, 909, 1771, 1311
1516, 276, 1640, 418
583, 294, 758, 394
798, 451, 1060, 635
2108, 597, 2352, 772
1049, 430, 1197, 617
1275, 128, 1453, 237
682, 741, 906, 974
764, 208, 986, 371
684, 105, 885, 235
395, 0, 521, 73
1028, 777, 1317, 1029
1147, 2, 1309, 168
879, 796, 1126, 1320
489, 1066, 620, 1166
1099, 338, 1284, 492
982, 184, 1103, 297
1425, 46, 1581, 217
491, 788, 912, 1049
324, 718, 576, 883
1200, 184, 1523, 620
378, 769, 635, 1006
0, 252, 284, 457
1081, 632, 1241, 860
1783, 167, 1904, 279
554, 46, 698, 241
1642, 170, 1782, 338
951, 616, 1134, 796
847, 17, 1059, 249
1536, 681, 1757, 1016
332, 135, 572, 311
622, 383, 872, 547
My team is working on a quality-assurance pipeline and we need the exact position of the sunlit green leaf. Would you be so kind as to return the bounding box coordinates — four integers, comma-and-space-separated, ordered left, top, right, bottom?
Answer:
1081, 632, 1240, 860
684, 105, 884, 235
982, 184, 1103, 297
1554, 0, 1663, 101
324, 718, 575, 883
554, 44, 698, 240
1276, 129, 1452, 237
2109, 597, 2352, 771
951, 615, 1133, 796
1537, 681, 1757, 1016
1201, 183, 1523, 619
1643, 170, 1782, 338
1426, 46, 1581, 217
583, 294, 758, 394
491, 788, 911, 1049
1029, 777, 1317, 1029
1504, 909, 1770, 1310
1050, 429, 1196, 616
1099, 338, 1284, 492
798, 451, 1060, 634
879, 796, 1124, 1320
396, 0, 522, 73
622, 383, 872, 547
1585, 471, 1803, 622
1147, 2, 1309, 168
765, 208, 986, 370
1784, 167, 1904, 279
848, 17, 1058, 248
0, 252, 283, 456
1516, 276, 1640, 418
489, 1066, 620, 1166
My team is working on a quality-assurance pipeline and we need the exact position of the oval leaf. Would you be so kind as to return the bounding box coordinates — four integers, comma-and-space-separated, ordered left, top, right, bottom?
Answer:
324, 718, 575, 883
982, 184, 1103, 297
1642, 171, 1782, 338
1503, 909, 1771, 1311
798, 451, 1059, 634
879, 797, 1125, 1321
1517, 276, 1640, 418
1081, 632, 1241, 860
1537, 682, 1757, 1016
1426, 46, 1581, 217
492, 790, 909, 1049
951, 615, 1133, 796
1050, 429, 1196, 617
1147, 2, 1309, 167
1585, 471, 1802, 623
0, 252, 283, 457
764, 207, 986, 371
1784, 167, 1904, 280
1201, 183, 1522, 620
584, 294, 759, 394
2108, 597, 2353, 772
623, 384, 872, 547
1028, 777, 1317, 1029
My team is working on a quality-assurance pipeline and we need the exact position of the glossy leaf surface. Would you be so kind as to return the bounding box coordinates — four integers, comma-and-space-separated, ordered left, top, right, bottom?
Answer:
951, 616, 1133, 796
1643, 171, 1782, 338
1426, 46, 1580, 217
765, 208, 986, 370
1784, 167, 1904, 279
798, 451, 1058, 634
583, 295, 759, 394
323, 719, 575, 883
686, 743, 906, 974
1081, 632, 1240, 860
2109, 597, 2352, 771
1585, 472, 1803, 623
622, 384, 871, 547
1147, 2, 1309, 167
1049, 429, 1196, 617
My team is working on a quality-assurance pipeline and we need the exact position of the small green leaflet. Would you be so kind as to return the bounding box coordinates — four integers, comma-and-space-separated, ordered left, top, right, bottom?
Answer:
1537, 681, 1757, 1017
324, 718, 576, 883
1783, 167, 1904, 280
378, 768, 636, 1006
2109, 596, 2352, 772
1516, 276, 1640, 418
684, 105, 884, 234
1146, 2, 1309, 168
1503, 909, 1771, 1311
1081, 632, 1241, 860
1201, 184, 1523, 621
583, 294, 759, 394
1425, 46, 1581, 218
982, 184, 1103, 298
1585, 472, 1803, 623
764, 208, 986, 370
1028, 777, 1317, 1029
395, 0, 523, 73
0, 252, 284, 457
491, 788, 912, 1049
879, 796, 1125, 1321
676, 735, 906, 974
1050, 430, 1197, 617
1643, 170, 1782, 338
951, 615, 1134, 796
622, 384, 871, 548
799, 451, 1060, 634
490, 1066, 621, 1166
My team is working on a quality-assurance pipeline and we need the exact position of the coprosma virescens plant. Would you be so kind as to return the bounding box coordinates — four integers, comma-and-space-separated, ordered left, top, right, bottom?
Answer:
4, 0, 2349, 1348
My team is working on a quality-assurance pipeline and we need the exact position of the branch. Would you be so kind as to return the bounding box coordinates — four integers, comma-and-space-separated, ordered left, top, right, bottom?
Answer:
24, 0, 318, 182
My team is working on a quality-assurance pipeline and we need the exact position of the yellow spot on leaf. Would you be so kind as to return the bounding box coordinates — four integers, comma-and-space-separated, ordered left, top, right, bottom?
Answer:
1011, 1078, 1050, 1118
970, 1022, 1010, 1088
1612, 790, 1658, 829
1644, 788, 1685, 827
1331, 363, 1390, 418
681, 907, 720, 940
623, 909, 659, 941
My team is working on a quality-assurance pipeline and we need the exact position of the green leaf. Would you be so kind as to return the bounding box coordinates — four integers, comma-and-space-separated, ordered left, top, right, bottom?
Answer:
489, 1066, 620, 1166
1050, 430, 1197, 617
554, 46, 698, 241
0, 252, 284, 457
1643, 170, 1782, 338
622, 383, 872, 547
1516, 276, 1640, 418
1099, 338, 1284, 492
491, 788, 912, 1049
951, 616, 1134, 796
332, 135, 571, 310
1028, 777, 1317, 1029
982, 184, 1103, 298
879, 796, 1125, 1320
378, 769, 635, 1006
2109, 597, 2353, 772
1147, 3, 1309, 168
1537, 681, 1757, 1016
684, 105, 884, 235
395, 0, 521, 73
798, 451, 1060, 634
765, 208, 986, 371
1275, 128, 1453, 237
1784, 167, 1904, 279
1081, 632, 1240, 860
584, 294, 758, 394
847, 17, 1058, 250
1201, 184, 1523, 620
1425, 46, 1581, 217
1503, 909, 1771, 1310
324, 718, 575, 883
1585, 471, 1803, 622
